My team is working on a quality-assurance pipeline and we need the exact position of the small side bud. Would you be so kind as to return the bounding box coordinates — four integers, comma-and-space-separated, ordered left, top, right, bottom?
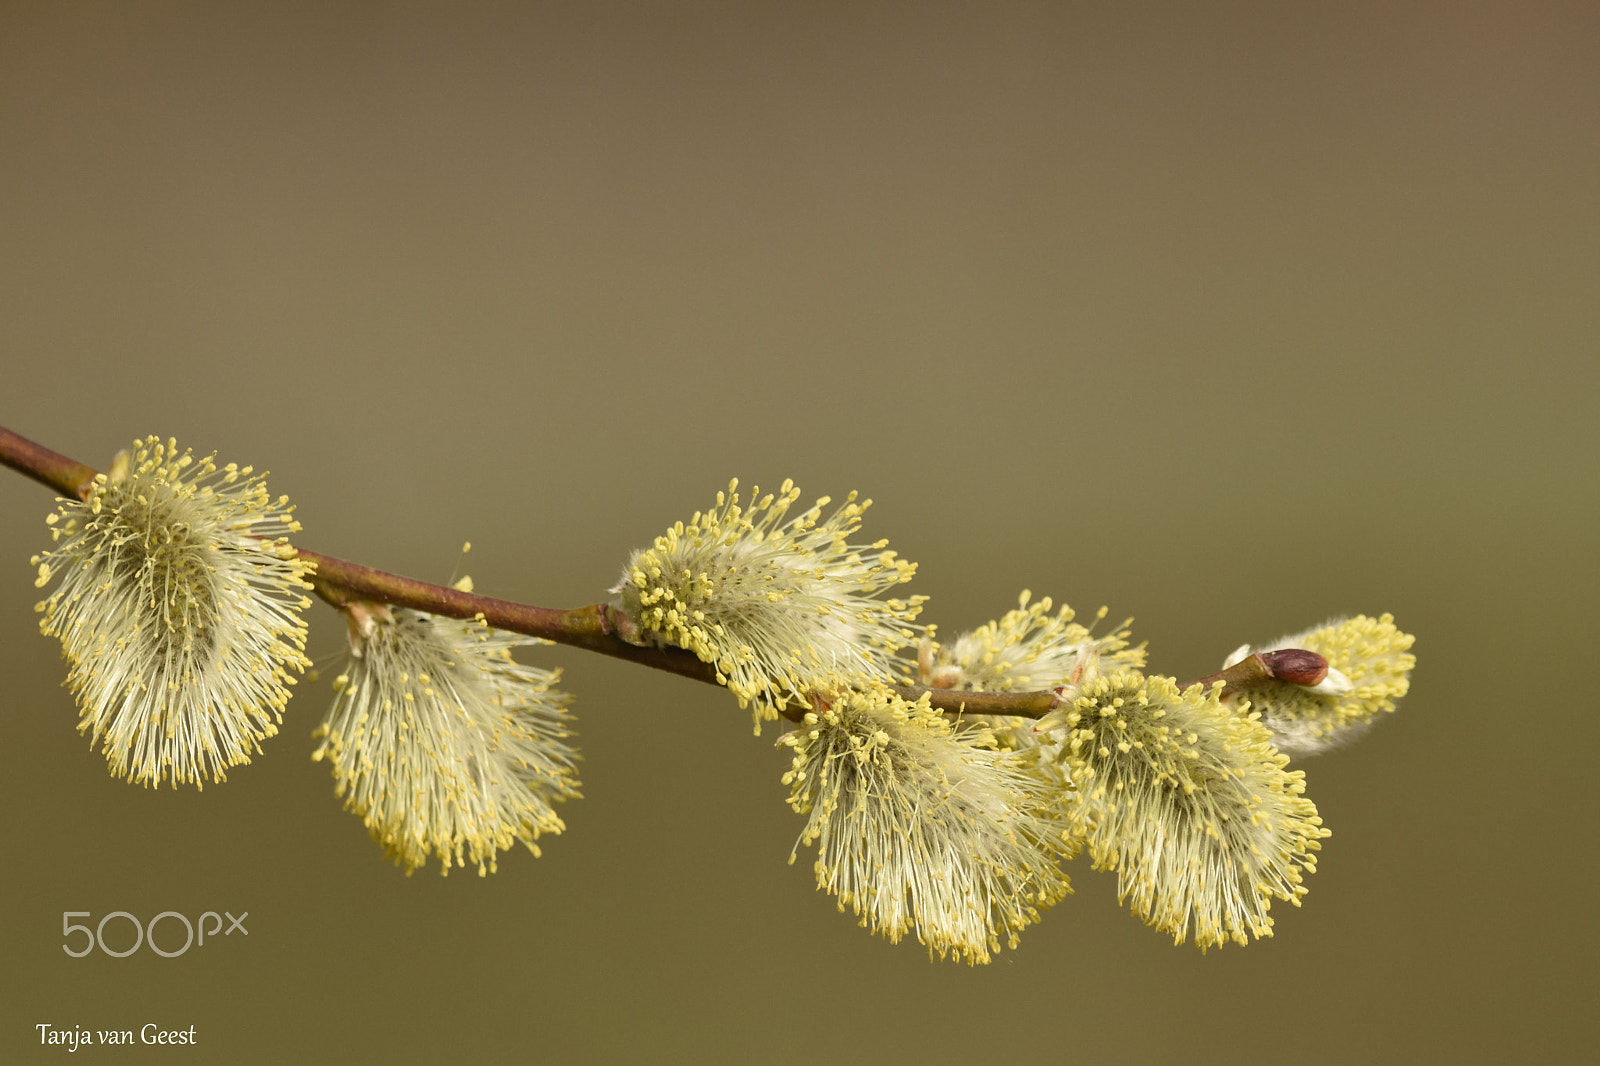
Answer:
1260, 648, 1329, 687
607, 602, 650, 647
106, 448, 131, 485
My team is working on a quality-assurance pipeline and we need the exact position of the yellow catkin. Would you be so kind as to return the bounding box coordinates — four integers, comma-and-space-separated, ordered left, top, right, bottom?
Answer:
782, 683, 1073, 964
615, 480, 925, 729
313, 602, 580, 876
33, 436, 312, 788
1047, 671, 1328, 949
929, 590, 1146, 693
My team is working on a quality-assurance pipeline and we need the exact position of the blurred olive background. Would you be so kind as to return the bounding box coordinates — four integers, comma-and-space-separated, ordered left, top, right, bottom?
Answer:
2, 2, 1595, 1063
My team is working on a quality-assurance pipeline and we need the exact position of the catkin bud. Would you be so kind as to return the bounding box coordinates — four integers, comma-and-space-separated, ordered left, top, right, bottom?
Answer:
1224, 614, 1416, 756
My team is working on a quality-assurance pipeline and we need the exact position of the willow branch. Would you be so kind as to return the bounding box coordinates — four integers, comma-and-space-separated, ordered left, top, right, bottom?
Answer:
0, 426, 98, 500
297, 548, 724, 689
295, 549, 1068, 719
1, 424, 1294, 722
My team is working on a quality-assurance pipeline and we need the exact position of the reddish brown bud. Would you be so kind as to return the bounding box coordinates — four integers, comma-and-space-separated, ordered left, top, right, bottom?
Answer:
1260, 648, 1330, 687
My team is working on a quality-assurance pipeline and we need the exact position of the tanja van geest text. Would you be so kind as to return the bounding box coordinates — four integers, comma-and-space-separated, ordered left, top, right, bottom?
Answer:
37, 1024, 197, 1050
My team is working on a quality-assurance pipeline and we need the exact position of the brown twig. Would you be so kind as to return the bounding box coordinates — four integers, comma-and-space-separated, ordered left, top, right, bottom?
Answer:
298, 548, 726, 688
0, 426, 98, 500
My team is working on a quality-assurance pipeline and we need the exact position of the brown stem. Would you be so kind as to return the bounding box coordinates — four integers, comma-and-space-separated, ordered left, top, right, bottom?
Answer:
298, 548, 724, 688
1190, 653, 1274, 694
0, 426, 98, 500
895, 685, 1063, 719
